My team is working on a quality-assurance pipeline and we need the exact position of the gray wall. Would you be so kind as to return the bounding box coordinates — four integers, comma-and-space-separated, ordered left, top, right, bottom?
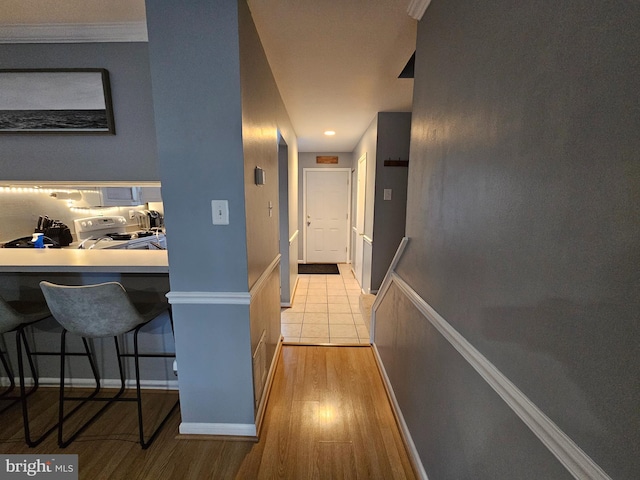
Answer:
239, 0, 297, 404
376, 1, 640, 478
146, 0, 296, 427
0, 43, 159, 182
351, 113, 411, 292
146, 0, 248, 294
146, 0, 252, 425
371, 112, 410, 291
240, 0, 297, 289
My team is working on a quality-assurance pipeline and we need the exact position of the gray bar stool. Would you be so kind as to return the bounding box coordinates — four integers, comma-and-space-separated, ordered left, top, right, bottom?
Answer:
0, 294, 57, 447
39, 281, 178, 449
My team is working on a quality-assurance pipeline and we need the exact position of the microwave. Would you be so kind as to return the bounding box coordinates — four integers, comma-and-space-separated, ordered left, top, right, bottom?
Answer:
77, 187, 143, 207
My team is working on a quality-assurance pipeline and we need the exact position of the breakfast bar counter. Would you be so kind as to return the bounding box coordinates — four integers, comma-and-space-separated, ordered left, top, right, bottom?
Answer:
0, 248, 174, 386
0, 249, 169, 274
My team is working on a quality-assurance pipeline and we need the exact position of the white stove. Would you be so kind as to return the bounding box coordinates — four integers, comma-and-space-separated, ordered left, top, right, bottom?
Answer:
74, 216, 166, 250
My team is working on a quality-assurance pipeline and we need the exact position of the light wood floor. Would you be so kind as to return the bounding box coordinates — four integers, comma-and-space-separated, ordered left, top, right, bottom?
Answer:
0, 345, 416, 479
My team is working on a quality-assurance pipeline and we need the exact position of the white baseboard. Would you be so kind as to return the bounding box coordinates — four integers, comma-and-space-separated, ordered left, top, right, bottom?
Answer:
35, 377, 179, 390
255, 337, 284, 436
372, 344, 429, 480
179, 422, 256, 437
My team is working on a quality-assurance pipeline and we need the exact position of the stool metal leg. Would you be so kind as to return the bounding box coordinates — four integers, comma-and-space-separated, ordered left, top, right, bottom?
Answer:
58, 330, 103, 448
0, 321, 60, 447
130, 323, 179, 449
16, 326, 57, 447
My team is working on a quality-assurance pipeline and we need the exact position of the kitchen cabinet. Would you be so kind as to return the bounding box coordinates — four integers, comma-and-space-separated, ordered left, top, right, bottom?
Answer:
140, 187, 162, 203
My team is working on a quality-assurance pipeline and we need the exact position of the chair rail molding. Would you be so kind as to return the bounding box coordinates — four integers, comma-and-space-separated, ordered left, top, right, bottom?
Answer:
407, 0, 432, 20
388, 273, 612, 480
166, 291, 251, 305
250, 254, 281, 298
372, 236, 612, 480
288, 230, 299, 246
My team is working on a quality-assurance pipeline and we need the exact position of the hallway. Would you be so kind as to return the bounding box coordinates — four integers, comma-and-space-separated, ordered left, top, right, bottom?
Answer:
0, 346, 416, 479
281, 264, 370, 344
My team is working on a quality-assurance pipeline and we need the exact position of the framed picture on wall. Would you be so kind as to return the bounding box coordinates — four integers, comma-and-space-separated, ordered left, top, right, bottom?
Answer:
0, 68, 115, 134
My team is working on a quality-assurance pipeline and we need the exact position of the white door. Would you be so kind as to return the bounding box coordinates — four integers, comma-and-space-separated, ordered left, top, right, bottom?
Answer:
354, 154, 367, 284
304, 169, 350, 263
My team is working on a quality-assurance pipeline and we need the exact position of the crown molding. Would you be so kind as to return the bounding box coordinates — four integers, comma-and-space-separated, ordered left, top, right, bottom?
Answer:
407, 0, 432, 20
0, 22, 148, 44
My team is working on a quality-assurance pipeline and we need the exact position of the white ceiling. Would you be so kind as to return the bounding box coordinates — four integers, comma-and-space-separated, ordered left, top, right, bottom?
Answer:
1, 0, 417, 153
247, 0, 417, 152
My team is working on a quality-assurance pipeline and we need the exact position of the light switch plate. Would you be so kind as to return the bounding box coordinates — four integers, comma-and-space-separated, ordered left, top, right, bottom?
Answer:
211, 200, 229, 225
384, 189, 392, 200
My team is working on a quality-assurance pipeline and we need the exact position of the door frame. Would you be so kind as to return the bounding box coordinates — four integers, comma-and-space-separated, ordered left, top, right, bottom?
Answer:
302, 167, 352, 264
353, 153, 367, 285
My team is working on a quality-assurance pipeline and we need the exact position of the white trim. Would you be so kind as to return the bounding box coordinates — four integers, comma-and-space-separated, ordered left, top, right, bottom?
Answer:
254, 337, 284, 435
354, 153, 367, 288
373, 237, 409, 309
386, 273, 612, 480
250, 254, 281, 298
362, 235, 373, 245
35, 377, 178, 390
0, 22, 148, 44
407, 0, 433, 20
284, 276, 301, 308
371, 237, 409, 342
179, 422, 256, 437
167, 256, 280, 306
288, 229, 299, 246
166, 291, 251, 305
372, 344, 429, 480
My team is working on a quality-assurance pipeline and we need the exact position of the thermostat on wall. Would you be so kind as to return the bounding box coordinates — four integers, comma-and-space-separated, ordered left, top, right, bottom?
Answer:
255, 166, 266, 185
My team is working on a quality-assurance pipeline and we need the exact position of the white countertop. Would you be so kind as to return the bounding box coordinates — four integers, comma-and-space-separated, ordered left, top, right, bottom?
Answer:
0, 249, 168, 273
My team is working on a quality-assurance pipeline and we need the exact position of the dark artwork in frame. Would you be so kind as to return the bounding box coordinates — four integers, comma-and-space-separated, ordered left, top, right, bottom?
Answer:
0, 68, 115, 134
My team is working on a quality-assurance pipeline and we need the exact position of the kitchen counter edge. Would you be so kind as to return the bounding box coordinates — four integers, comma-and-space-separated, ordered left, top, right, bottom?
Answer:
0, 249, 168, 273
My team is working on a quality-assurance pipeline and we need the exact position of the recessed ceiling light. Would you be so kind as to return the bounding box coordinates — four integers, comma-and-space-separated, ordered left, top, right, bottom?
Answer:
324, 130, 336, 136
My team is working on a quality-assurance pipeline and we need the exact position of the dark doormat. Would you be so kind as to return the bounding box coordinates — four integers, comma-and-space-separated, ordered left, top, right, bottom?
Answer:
298, 263, 340, 275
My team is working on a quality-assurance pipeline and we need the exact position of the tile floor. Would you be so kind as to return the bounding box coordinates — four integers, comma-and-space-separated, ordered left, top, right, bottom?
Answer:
281, 263, 370, 344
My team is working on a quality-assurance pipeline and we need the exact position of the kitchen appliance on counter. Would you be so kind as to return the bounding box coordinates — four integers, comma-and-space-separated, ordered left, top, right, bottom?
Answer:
35, 215, 73, 246
74, 216, 166, 250
2, 215, 73, 248
135, 210, 164, 231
